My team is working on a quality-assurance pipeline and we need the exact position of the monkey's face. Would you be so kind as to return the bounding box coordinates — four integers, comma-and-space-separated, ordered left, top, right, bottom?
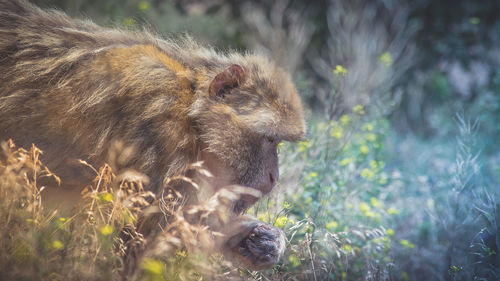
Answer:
200, 133, 280, 212
190, 59, 305, 213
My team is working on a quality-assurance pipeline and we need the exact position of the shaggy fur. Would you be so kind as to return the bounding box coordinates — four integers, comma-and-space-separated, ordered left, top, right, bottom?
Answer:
0, 0, 305, 270
0, 0, 304, 191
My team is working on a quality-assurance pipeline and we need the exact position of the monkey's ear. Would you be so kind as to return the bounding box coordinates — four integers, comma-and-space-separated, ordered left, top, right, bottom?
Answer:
208, 64, 246, 100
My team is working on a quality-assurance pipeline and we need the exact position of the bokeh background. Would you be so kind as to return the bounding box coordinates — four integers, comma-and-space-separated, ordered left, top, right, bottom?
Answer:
24, 0, 500, 280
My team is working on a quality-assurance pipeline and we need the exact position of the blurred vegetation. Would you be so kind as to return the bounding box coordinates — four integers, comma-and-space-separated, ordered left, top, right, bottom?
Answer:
2, 0, 500, 280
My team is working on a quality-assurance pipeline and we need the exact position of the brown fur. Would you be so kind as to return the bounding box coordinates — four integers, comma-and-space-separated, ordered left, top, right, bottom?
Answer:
0, 0, 305, 271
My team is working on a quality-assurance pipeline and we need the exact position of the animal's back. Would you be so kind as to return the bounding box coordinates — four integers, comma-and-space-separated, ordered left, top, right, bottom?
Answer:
0, 0, 196, 187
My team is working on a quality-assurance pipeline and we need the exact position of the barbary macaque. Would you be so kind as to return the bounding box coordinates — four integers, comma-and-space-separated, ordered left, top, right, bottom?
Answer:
0, 0, 305, 271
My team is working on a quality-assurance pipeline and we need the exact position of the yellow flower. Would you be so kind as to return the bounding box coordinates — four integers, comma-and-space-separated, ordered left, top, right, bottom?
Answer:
362, 123, 374, 131
385, 228, 395, 236
51, 240, 63, 250
340, 157, 353, 166
123, 17, 136, 27
307, 172, 318, 180
352, 105, 365, 114
366, 133, 377, 142
138, 1, 150, 11
342, 244, 352, 252
288, 255, 301, 267
370, 197, 380, 207
274, 216, 288, 228
257, 212, 270, 223
57, 216, 69, 229
387, 207, 400, 215
373, 237, 387, 244
176, 249, 187, 258
364, 210, 376, 218
359, 145, 369, 154
141, 258, 164, 275
379, 177, 388, 185
283, 201, 291, 209
330, 124, 344, 139
379, 52, 393, 67
359, 202, 371, 212
333, 65, 348, 76
361, 168, 374, 179
399, 239, 415, 249
99, 192, 113, 203
100, 225, 114, 236
326, 221, 338, 231
298, 141, 310, 152
340, 114, 350, 126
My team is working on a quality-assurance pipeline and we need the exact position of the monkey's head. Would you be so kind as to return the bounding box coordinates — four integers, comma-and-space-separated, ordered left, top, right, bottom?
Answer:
189, 56, 305, 213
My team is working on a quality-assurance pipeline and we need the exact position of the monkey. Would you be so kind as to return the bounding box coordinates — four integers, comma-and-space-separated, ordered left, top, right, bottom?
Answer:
0, 0, 305, 272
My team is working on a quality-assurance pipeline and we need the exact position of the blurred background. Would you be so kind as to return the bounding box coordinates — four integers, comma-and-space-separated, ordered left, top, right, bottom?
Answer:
31, 0, 500, 280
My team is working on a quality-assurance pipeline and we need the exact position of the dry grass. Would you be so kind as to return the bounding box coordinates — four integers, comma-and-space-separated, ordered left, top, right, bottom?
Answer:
0, 140, 250, 281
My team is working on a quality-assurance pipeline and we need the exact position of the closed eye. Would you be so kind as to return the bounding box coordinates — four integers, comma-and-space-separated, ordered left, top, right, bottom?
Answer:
266, 136, 280, 145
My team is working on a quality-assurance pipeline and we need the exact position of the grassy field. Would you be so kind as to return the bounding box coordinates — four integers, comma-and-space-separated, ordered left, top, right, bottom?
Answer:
2, 106, 497, 281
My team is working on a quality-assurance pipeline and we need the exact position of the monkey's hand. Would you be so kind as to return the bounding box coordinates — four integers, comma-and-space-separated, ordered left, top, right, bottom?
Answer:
224, 217, 286, 270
